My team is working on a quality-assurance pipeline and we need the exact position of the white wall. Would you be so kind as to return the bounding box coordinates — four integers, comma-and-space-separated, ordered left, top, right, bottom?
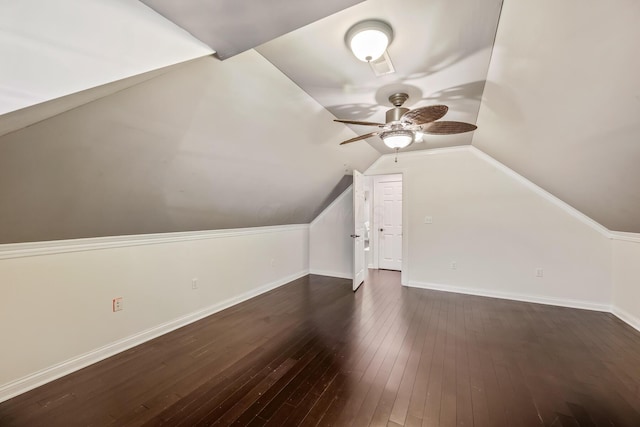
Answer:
309, 186, 353, 279
0, 225, 309, 402
612, 236, 640, 332
366, 147, 612, 309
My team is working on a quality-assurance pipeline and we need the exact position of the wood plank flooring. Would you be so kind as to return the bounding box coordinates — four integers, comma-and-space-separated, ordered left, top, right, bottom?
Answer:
2, 270, 640, 426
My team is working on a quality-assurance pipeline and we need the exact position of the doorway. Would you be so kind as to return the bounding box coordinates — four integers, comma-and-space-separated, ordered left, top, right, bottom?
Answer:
371, 174, 403, 271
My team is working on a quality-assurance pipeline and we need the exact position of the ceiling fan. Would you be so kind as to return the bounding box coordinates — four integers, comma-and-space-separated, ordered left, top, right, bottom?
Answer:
335, 92, 477, 156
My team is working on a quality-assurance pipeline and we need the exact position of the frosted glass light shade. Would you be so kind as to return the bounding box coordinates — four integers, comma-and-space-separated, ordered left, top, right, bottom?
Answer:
346, 20, 393, 62
381, 130, 413, 149
350, 30, 388, 62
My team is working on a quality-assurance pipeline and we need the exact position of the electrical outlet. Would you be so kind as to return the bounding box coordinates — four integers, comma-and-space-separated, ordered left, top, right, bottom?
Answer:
112, 297, 123, 312
192, 278, 198, 290
270, 258, 275, 268
450, 261, 457, 270
536, 268, 544, 278
424, 216, 433, 224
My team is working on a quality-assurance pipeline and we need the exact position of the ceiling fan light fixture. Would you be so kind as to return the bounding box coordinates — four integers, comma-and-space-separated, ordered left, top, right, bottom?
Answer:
346, 20, 393, 62
381, 130, 413, 149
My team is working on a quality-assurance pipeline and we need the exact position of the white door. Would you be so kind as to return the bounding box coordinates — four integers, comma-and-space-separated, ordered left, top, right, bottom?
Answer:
375, 176, 402, 271
352, 170, 365, 291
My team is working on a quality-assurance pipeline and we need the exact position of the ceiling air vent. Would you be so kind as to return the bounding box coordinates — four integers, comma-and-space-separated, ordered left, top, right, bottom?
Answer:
369, 51, 395, 76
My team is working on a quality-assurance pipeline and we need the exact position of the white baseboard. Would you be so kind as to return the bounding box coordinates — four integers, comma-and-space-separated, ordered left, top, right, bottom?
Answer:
5, 273, 635, 404
406, 280, 610, 312
0, 270, 309, 404
612, 306, 640, 333
309, 269, 352, 280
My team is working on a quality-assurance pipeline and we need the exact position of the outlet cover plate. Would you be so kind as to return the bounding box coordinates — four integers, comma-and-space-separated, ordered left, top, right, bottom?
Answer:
112, 297, 123, 312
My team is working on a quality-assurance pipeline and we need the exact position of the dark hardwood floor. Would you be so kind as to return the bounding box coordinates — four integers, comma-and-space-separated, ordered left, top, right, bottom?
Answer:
2, 270, 640, 426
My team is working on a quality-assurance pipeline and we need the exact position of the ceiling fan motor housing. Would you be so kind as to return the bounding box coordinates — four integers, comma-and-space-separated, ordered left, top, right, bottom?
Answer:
386, 107, 409, 123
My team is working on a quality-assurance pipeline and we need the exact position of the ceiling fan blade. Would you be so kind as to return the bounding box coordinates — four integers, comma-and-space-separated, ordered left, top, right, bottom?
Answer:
401, 105, 448, 125
422, 121, 478, 135
334, 119, 385, 127
339, 131, 379, 145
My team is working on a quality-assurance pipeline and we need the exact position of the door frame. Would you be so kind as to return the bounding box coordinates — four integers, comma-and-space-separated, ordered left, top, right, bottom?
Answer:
365, 171, 409, 286
371, 174, 403, 271
352, 170, 366, 291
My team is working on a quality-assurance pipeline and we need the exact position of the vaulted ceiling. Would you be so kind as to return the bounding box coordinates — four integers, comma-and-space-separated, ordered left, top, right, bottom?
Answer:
257, 0, 502, 153
0, 0, 638, 243
472, 0, 640, 232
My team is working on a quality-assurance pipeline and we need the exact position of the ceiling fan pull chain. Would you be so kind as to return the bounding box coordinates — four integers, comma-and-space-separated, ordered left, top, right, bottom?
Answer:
395, 148, 399, 163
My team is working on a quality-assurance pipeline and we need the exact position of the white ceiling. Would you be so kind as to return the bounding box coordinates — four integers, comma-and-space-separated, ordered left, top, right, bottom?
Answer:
257, 0, 503, 153
0, 0, 212, 115
0, 60, 199, 139
139, 0, 364, 59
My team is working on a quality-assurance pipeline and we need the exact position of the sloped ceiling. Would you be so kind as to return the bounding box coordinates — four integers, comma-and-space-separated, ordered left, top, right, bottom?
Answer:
2, 0, 639, 242
0, 0, 212, 116
0, 0, 503, 244
472, 0, 640, 232
0, 52, 378, 243
139, 0, 365, 59
257, 0, 503, 154
0, 60, 200, 139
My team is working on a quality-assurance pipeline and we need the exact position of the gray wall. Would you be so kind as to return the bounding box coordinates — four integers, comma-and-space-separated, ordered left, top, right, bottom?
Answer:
472, 0, 640, 232
0, 53, 379, 243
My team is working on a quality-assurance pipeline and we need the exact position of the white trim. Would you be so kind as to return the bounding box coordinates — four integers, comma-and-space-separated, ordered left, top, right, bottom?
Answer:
371, 174, 403, 271
0, 224, 309, 260
401, 170, 409, 285
310, 185, 353, 226
364, 145, 640, 333
609, 231, 640, 243
406, 280, 610, 312
309, 269, 353, 280
467, 146, 611, 237
0, 269, 309, 403
612, 306, 640, 333
366, 145, 614, 238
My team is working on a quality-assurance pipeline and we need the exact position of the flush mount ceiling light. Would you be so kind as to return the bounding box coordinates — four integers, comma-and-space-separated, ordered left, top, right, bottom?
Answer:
345, 20, 393, 62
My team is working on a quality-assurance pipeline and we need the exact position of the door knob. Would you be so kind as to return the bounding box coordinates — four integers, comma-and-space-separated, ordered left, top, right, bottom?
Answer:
379, 228, 384, 232
350, 234, 360, 238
